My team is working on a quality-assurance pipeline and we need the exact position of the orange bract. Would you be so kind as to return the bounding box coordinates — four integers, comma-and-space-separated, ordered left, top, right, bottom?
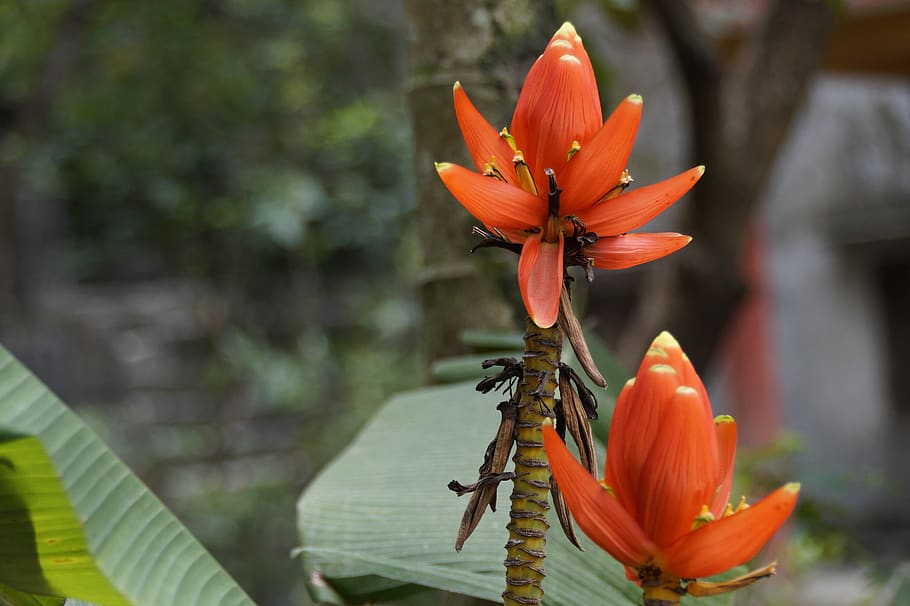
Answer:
436, 22, 702, 327
543, 332, 799, 583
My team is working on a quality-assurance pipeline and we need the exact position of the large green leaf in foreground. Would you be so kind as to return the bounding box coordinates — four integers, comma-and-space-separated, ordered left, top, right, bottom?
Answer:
297, 382, 737, 606
0, 435, 129, 606
0, 346, 255, 606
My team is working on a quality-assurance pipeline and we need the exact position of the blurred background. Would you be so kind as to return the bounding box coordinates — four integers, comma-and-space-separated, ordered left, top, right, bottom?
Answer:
1, 0, 908, 604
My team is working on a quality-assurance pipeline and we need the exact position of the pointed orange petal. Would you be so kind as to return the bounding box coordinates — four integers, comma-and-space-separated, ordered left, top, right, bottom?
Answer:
581, 166, 704, 236
710, 417, 738, 518
543, 423, 654, 566
647, 332, 719, 487
511, 23, 602, 191
602, 380, 634, 510
453, 83, 518, 183
435, 162, 546, 230
606, 365, 681, 520
586, 233, 691, 270
650, 331, 712, 425
561, 94, 643, 215
660, 483, 800, 579
518, 232, 563, 327
607, 335, 688, 510
637, 386, 720, 547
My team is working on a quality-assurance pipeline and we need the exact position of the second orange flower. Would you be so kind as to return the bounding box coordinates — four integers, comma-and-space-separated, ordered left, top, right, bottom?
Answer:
543, 332, 799, 599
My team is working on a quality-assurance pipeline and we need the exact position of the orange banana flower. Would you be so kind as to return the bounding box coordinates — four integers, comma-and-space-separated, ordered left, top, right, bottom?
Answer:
436, 23, 703, 327
543, 332, 799, 600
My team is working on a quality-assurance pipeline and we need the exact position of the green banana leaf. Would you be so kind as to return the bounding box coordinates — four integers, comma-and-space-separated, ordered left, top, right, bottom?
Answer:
0, 346, 254, 606
0, 434, 127, 606
296, 382, 736, 606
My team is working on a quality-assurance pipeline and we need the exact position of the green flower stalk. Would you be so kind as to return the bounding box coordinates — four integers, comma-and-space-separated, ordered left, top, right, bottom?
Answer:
501, 320, 561, 606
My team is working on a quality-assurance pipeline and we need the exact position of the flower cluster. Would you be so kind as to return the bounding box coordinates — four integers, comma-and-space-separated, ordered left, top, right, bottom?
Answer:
437, 23, 702, 327
543, 332, 799, 593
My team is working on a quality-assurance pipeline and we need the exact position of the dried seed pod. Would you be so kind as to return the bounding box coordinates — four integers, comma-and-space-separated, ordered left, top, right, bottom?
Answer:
550, 478, 583, 551
558, 370, 598, 478
452, 401, 518, 551
476, 358, 523, 395
558, 287, 607, 388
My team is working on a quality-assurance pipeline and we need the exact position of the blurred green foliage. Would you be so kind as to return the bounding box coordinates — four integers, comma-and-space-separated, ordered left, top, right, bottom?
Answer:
1, 1, 417, 603
3, 0, 414, 285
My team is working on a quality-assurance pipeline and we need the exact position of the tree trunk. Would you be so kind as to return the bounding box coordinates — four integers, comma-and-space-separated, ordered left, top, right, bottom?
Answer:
0, 0, 92, 329
621, 0, 834, 371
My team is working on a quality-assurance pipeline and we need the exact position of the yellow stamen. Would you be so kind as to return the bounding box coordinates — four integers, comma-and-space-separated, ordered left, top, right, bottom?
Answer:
691, 504, 715, 530
619, 168, 633, 186
601, 168, 634, 202
598, 481, 615, 497
482, 159, 507, 182
500, 128, 517, 152
513, 151, 538, 195
721, 496, 749, 518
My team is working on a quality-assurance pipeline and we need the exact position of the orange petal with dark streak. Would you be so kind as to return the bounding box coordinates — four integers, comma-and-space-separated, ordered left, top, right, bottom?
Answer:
453, 83, 518, 183
518, 232, 563, 328
561, 94, 643, 214
435, 162, 545, 230
660, 483, 800, 579
543, 423, 654, 566
581, 166, 704, 236
586, 233, 691, 270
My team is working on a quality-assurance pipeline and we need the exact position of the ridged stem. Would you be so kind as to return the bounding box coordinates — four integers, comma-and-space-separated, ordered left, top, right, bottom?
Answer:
640, 565, 684, 606
502, 319, 562, 606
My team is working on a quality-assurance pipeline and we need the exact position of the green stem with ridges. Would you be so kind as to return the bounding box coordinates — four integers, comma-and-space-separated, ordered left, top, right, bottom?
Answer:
639, 565, 685, 606
503, 319, 562, 606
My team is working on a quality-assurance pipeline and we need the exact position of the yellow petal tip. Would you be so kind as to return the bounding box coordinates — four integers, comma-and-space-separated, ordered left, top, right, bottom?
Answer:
652, 331, 680, 350
648, 364, 677, 375
784, 482, 801, 493
435, 162, 451, 173
626, 93, 643, 105
530, 314, 558, 329
453, 81, 462, 90
557, 21, 577, 35
715, 414, 735, 424
696, 165, 706, 176
543, 417, 554, 428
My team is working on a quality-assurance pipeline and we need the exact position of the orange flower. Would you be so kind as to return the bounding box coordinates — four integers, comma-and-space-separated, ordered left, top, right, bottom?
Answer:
436, 23, 703, 327
543, 332, 799, 595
